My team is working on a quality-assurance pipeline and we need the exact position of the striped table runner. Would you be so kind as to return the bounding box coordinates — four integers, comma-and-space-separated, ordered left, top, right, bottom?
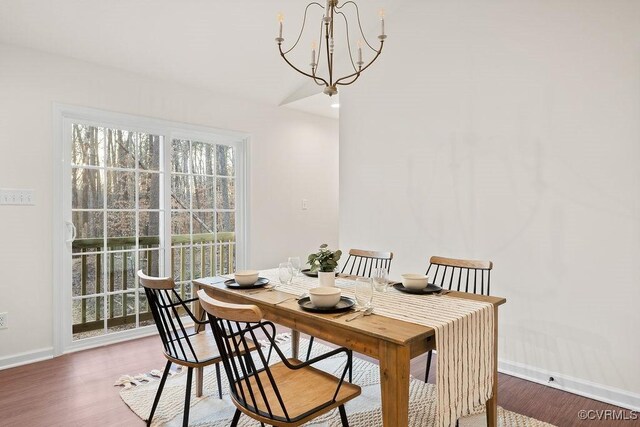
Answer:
256, 269, 494, 427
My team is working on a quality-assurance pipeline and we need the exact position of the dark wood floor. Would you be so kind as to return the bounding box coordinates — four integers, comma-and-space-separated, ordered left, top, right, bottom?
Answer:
0, 334, 636, 427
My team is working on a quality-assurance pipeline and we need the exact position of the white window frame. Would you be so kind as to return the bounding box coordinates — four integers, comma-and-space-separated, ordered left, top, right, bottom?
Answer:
52, 104, 249, 355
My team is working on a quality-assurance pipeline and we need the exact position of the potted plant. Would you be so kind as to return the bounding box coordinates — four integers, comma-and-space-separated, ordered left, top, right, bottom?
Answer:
308, 244, 342, 287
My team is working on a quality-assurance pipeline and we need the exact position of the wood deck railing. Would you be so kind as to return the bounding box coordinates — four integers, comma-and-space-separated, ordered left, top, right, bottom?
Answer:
72, 232, 235, 335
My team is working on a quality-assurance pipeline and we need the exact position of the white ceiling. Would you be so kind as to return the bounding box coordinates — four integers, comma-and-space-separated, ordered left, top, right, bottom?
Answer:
0, 0, 362, 118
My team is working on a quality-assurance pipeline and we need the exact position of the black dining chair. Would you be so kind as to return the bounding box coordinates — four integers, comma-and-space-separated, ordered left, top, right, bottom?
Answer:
138, 270, 256, 427
422, 256, 493, 382
340, 249, 393, 277
197, 289, 361, 427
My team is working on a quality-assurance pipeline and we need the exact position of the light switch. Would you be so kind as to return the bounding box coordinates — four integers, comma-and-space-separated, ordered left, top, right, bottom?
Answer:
302, 199, 309, 210
0, 189, 35, 205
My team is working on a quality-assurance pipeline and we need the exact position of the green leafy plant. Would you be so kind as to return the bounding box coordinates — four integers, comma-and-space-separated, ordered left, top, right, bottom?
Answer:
307, 243, 342, 273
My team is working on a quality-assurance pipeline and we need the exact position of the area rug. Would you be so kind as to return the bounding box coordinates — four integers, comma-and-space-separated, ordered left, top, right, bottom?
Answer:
117, 336, 555, 427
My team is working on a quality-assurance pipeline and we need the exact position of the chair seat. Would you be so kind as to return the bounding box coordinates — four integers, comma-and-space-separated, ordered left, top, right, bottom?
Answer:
165, 330, 257, 368
232, 358, 361, 426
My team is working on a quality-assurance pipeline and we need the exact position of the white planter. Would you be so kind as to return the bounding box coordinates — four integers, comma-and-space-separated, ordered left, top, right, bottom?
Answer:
318, 271, 336, 287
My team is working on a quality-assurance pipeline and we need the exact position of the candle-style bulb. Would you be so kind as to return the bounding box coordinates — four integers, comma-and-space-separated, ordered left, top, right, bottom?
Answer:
379, 8, 385, 19
277, 13, 284, 40
311, 41, 317, 66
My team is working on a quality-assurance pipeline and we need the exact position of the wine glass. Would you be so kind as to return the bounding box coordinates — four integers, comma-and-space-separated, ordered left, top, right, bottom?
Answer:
288, 256, 301, 277
372, 267, 388, 293
354, 277, 374, 309
278, 262, 293, 287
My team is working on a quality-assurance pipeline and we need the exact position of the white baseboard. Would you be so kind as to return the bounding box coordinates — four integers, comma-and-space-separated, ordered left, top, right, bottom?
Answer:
498, 358, 640, 412
0, 327, 157, 370
0, 347, 54, 370
63, 325, 158, 354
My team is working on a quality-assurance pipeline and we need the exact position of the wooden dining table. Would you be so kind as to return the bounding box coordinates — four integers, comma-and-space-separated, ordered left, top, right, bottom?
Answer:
193, 276, 506, 427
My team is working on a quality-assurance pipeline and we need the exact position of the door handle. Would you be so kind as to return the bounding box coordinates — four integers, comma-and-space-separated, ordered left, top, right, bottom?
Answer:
65, 221, 77, 243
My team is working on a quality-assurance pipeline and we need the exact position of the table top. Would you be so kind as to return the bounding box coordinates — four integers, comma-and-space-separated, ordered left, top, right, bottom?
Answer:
193, 276, 505, 347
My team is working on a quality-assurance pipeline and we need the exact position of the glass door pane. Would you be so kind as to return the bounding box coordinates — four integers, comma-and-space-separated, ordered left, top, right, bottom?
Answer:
170, 139, 237, 307
70, 124, 164, 341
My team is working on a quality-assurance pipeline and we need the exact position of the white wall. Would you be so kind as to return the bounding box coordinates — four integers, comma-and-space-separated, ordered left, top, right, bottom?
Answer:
0, 44, 338, 363
339, 0, 640, 408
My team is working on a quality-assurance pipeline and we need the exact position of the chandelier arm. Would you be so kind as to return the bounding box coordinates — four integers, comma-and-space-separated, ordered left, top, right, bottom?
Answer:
279, 43, 329, 86
284, 2, 324, 55
334, 41, 384, 86
336, 0, 377, 52
334, 72, 361, 87
335, 11, 358, 73
311, 61, 326, 86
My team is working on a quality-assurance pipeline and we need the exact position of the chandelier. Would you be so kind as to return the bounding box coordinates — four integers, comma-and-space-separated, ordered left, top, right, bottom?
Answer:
276, 0, 387, 97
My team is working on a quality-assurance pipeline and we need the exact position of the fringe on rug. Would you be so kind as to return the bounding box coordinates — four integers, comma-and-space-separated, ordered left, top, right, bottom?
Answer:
258, 332, 291, 348
114, 366, 184, 389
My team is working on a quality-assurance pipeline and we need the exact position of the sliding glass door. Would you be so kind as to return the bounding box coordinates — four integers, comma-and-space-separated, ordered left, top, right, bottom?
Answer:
58, 108, 246, 351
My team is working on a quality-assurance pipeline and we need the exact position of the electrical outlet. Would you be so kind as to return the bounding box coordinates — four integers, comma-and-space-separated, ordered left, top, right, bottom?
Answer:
0, 312, 7, 329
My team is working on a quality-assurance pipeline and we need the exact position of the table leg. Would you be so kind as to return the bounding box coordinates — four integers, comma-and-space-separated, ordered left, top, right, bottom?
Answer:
379, 341, 410, 426
195, 367, 204, 397
193, 283, 205, 333
486, 305, 499, 427
193, 282, 204, 397
291, 329, 300, 359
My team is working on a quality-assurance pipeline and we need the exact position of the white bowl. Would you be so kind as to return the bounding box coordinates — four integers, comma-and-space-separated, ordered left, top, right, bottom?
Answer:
401, 274, 429, 290
309, 287, 342, 308
234, 270, 259, 286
